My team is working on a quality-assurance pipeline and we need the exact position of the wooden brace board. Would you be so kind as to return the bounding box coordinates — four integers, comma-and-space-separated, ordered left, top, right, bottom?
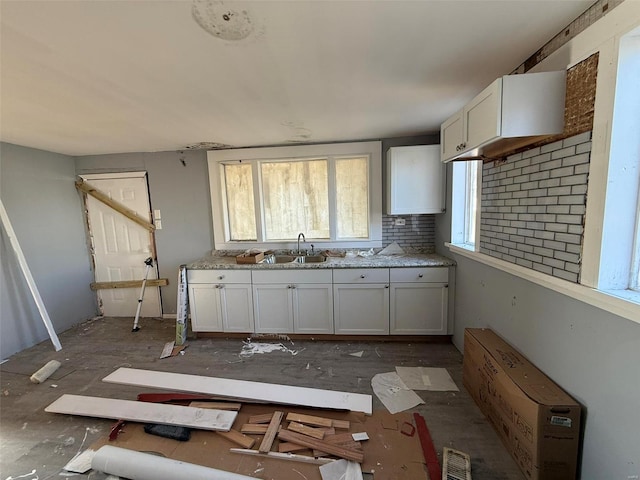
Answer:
45, 394, 237, 431
90, 278, 168, 291
103, 367, 372, 414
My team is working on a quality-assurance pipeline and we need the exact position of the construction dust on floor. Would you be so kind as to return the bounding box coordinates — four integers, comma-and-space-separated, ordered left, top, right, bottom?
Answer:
0, 317, 524, 479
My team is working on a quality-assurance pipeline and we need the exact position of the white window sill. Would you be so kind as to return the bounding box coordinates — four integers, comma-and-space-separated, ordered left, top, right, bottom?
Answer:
446, 242, 640, 325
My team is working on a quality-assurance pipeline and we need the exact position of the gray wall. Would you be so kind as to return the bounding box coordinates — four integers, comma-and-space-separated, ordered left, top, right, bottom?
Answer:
0, 143, 97, 359
437, 155, 640, 479
75, 150, 213, 314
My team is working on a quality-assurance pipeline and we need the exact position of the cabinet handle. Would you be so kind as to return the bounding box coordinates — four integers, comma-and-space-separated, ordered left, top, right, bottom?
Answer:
360, 274, 366, 279
291, 285, 296, 289
418, 274, 424, 278
218, 275, 224, 280
385, 285, 389, 288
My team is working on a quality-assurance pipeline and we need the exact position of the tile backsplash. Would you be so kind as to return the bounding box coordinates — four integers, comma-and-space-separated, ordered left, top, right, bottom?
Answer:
480, 131, 591, 283
382, 214, 435, 252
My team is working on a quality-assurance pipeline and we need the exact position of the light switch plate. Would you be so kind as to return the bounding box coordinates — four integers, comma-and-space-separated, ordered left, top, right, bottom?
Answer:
394, 218, 406, 226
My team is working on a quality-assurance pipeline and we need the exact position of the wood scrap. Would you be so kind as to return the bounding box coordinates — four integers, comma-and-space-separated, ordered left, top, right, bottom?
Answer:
278, 430, 364, 463
332, 419, 351, 429
258, 411, 284, 453
288, 421, 326, 440
216, 430, 256, 449
278, 442, 308, 453
229, 448, 335, 466
240, 424, 269, 434
189, 401, 242, 411
286, 412, 333, 428
248, 412, 274, 424
324, 432, 356, 444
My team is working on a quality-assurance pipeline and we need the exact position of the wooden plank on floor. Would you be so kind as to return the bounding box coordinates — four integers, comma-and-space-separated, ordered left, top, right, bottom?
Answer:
240, 424, 269, 434
288, 421, 326, 440
278, 442, 307, 453
216, 430, 256, 449
230, 449, 335, 466
286, 412, 333, 428
189, 401, 242, 411
258, 411, 284, 453
278, 430, 364, 463
45, 394, 236, 431
102, 367, 372, 414
332, 419, 351, 429
248, 413, 274, 424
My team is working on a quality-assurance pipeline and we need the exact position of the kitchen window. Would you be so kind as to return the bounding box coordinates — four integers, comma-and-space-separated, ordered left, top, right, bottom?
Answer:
450, 160, 482, 251
208, 141, 382, 250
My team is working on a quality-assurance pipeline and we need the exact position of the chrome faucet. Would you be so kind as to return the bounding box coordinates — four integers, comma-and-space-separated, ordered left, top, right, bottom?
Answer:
297, 233, 306, 255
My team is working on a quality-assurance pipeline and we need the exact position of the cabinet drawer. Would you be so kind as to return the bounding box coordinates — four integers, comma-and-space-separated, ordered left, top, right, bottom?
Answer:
333, 268, 389, 284
252, 269, 332, 284
390, 267, 448, 283
187, 269, 251, 284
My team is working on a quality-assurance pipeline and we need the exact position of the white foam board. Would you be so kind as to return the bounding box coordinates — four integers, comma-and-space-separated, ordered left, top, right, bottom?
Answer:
103, 367, 372, 414
45, 394, 236, 431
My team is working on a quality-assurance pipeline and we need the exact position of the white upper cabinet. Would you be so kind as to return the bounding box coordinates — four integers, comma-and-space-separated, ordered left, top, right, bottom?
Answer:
441, 70, 566, 162
386, 145, 445, 215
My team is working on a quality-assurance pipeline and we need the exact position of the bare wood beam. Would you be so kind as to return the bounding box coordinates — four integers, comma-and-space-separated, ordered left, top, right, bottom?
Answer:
90, 278, 169, 291
76, 179, 155, 232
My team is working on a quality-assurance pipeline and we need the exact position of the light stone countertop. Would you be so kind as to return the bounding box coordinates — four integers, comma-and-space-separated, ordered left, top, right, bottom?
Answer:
186, 252, 456, 270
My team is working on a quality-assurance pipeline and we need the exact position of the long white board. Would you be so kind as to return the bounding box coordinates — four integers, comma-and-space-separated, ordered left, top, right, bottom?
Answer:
103, 368, 373, 415
45, 394, 237, 431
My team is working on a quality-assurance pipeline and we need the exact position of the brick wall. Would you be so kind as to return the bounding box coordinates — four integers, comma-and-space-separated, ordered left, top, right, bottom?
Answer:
479, 131, 591, 283
382, 214, 435, 252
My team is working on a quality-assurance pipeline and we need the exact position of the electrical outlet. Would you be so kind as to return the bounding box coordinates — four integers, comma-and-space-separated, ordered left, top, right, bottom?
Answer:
394, 218, 406, 226
155, 219, 163, 230
154, 209, 161, 220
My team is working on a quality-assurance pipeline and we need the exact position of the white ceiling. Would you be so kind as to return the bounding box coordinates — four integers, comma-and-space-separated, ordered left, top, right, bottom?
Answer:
0, 0, 593, 156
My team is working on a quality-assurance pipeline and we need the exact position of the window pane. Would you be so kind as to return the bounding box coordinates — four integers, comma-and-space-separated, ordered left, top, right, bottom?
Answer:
261, 160, 329, 240
224, 163, 257, 240
336, 157, 369, 239
464, 162, 479, 246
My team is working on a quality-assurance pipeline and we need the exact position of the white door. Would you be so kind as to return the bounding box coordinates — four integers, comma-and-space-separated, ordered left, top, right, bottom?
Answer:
83, 173, 161, 317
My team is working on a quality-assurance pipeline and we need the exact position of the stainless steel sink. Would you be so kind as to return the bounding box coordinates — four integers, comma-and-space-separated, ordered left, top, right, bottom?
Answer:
262, 254, 327, 264
295, 255, 327, 263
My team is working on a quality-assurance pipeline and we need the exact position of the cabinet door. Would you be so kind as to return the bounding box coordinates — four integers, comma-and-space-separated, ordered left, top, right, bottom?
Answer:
464, 78, 502, 149
293, 284, 334, 334
440, 110, 464, 161
219, 284, 254, 332
188, 284, 223, 332
387, 145, 445, 215
333, 284, 389, 334
252, 284, 294, 333
390, 283, 448, 334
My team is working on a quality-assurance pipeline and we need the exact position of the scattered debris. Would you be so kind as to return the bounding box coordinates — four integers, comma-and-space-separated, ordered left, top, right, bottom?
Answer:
63, 448, 96, 473
352, 432, 369, 442
349, 351, 364, 358
320, 459, 364, 480
30, 360, 61, 383
371, 372, 424, 414
240, 341, 300, 358
395, 367, 459, 392
159, 341, 187, 359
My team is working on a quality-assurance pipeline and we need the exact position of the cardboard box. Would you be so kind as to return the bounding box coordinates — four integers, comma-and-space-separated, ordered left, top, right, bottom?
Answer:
235, 252, 265, 264
463, 328, 581, 480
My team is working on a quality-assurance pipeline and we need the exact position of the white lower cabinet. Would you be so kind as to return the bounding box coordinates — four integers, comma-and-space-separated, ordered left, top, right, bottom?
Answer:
252, 270, 333, 334
333, 269, 390, 335
389, 267, 448, 335
187, 270, 254, 333
188, 265, 451, 336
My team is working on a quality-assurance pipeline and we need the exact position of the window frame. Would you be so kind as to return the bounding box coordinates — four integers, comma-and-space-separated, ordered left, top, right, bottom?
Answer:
208, 141, 382, 251
450, 160, 482, 251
